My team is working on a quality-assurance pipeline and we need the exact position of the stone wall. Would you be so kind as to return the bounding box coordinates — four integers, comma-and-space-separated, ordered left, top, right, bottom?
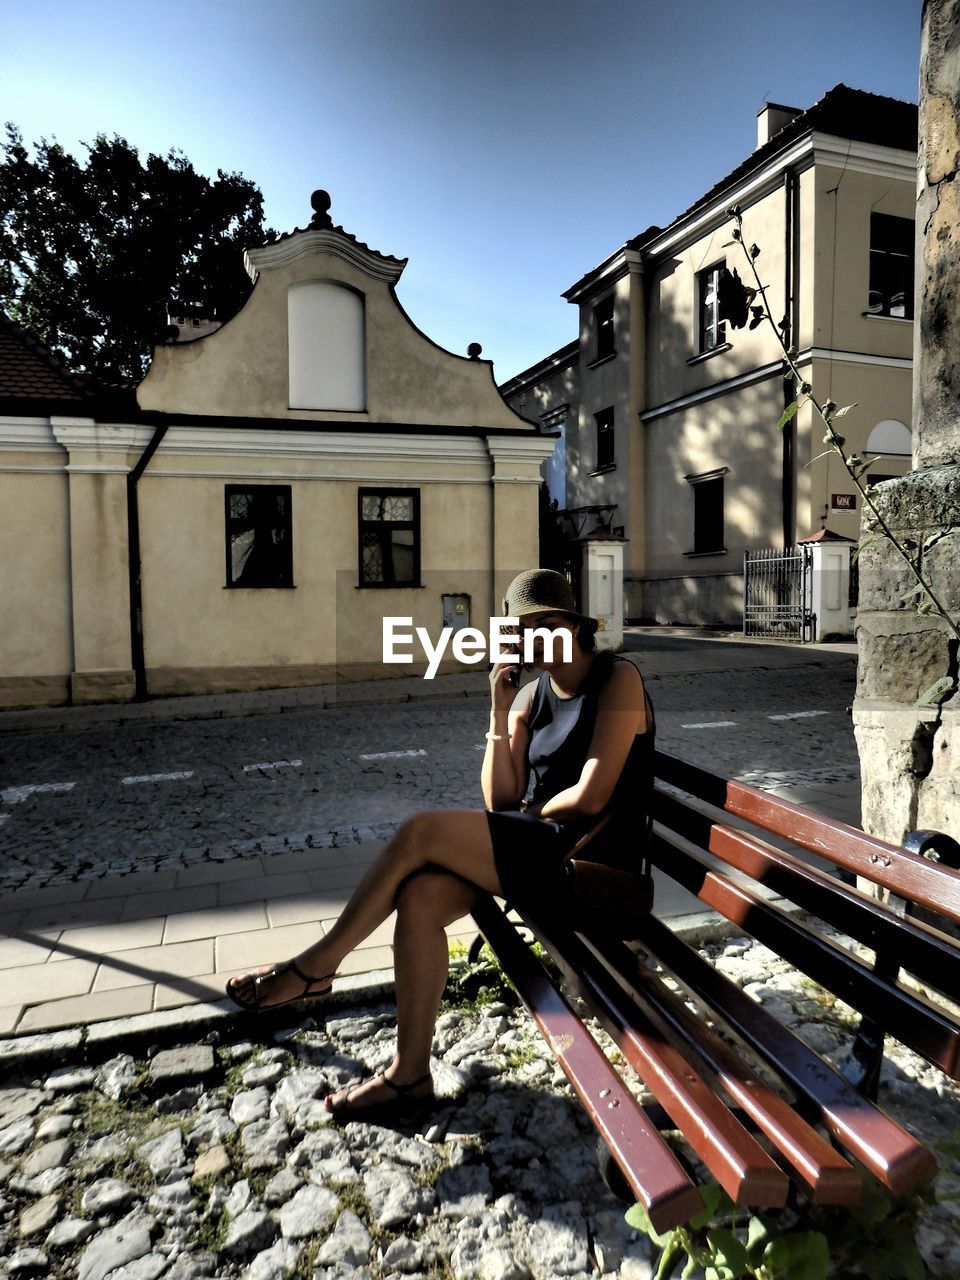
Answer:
853, 1, 960, 847
853, 467, 960, 843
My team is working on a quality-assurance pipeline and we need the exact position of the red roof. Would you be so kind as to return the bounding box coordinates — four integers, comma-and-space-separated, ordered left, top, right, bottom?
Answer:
0, 312, 91, 407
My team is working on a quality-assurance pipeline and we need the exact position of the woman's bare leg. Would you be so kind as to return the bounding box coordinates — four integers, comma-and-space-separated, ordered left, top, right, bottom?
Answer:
227, 809, 499, 1007
325, 869, 478, 1110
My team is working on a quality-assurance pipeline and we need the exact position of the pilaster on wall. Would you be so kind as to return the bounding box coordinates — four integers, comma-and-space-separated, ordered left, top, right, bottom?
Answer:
486, 436, 557, 608
52, 419, 148, 704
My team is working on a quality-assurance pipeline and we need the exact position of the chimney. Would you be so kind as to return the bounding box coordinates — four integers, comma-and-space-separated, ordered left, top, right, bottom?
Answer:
756, 101, 801, 148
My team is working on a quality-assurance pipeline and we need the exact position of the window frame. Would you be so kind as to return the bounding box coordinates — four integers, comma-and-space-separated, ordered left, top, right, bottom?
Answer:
593, 406, 615, 473
224, 484, 294, 590
696, 262, 727, 354
684, 467, 727, 556
867, 212, 915, 321
593, 294, 616, 364
357, 487, 422, 589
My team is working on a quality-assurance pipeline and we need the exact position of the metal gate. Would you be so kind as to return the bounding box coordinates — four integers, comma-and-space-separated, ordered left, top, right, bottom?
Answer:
743, 545, 814, 641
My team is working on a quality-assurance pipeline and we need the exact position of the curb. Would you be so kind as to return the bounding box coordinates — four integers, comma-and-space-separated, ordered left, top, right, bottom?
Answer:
0, 911, 745, 1075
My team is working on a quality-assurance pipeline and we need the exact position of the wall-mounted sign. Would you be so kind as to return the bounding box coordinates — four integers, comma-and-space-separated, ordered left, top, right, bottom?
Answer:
832, 493, 857, 511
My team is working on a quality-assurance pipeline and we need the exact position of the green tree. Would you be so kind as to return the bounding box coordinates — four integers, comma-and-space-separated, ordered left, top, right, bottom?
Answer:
0, 124, 274, 383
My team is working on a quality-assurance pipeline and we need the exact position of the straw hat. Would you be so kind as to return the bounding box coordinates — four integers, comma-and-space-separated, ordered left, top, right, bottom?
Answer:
501, 569, 595, 624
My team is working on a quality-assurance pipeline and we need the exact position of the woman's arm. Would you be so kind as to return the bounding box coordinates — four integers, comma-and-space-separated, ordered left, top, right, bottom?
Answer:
481, 665, 533, 811
539, 661, 648, 821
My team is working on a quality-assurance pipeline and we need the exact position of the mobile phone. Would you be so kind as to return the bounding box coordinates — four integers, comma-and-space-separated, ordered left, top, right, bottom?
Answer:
505, 664, 521, 687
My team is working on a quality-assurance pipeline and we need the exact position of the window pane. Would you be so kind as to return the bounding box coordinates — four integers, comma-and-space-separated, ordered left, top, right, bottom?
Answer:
382, 496, 413, 522
229, 492, 252, 521
361, 531, 384, 583
231, 528, 255, 581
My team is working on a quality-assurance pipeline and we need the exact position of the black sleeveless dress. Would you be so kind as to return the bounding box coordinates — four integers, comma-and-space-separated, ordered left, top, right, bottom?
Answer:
485, 651, 655, 912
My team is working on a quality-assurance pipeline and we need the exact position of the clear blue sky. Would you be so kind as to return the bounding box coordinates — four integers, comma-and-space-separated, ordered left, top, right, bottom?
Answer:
2, 0, 921, 381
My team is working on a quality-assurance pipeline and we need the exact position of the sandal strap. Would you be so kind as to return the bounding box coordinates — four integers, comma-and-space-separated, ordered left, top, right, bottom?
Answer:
377, 1071, 433, 1096
286, 960, 337, 992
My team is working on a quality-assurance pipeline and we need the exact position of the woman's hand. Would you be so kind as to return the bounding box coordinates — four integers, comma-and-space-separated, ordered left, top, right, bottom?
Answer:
489, 662, 522, 714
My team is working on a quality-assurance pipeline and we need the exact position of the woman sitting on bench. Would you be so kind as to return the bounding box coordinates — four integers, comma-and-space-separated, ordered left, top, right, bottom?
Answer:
226, 568, 654, 1118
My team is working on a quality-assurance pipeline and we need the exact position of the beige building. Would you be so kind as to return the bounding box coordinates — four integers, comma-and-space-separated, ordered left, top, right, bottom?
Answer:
501, 86, 917, 625
0, 194, 550, 708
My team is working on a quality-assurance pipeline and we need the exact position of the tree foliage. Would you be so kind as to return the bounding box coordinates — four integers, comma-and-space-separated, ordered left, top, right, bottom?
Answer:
0, 124, 275, 383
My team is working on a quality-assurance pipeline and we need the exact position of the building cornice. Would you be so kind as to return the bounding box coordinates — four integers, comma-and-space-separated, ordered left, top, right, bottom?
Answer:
563, 249, 644, 306
245, 230, 407, 284
0, 418, 61, 451
486, 436, 558, 465
499, 341, 578, 398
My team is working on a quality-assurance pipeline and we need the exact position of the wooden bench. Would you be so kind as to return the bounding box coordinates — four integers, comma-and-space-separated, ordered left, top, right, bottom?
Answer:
470, 749, 960, 1234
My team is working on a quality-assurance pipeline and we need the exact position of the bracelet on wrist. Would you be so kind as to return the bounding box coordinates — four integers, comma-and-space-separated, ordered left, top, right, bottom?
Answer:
485, 731, 510, 741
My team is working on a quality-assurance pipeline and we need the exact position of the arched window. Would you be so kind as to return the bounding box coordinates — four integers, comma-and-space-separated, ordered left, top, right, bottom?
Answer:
288, 282, 365, 411
866, 419, 912, 458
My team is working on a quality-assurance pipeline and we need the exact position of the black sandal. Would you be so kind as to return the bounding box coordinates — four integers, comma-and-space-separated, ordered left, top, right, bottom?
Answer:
325, 1069, 435, 1121
225, 959, 337, 1011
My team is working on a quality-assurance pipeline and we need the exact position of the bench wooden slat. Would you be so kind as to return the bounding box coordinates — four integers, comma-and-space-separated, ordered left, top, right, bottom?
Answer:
521, 910, 790, 1208
654, 751, 960, 923
653, 786, 960, 1003
650, 826, 960, 1079
471, 895, 704, 1233
633, 913, 939, 1196
579, 933, 863, 1206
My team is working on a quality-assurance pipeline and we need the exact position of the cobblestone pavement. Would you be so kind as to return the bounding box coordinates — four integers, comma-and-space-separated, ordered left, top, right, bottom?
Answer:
0, 644, 859, 892
1, 932, 958, 1280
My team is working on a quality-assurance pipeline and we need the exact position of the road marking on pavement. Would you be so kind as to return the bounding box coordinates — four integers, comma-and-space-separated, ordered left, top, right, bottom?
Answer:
243, 759, 303, 772
1, 781, 76, 805
681, 720, 737, 729
768, 710, 829, 721
359, 749, 428, 761
120, 771, 195, 786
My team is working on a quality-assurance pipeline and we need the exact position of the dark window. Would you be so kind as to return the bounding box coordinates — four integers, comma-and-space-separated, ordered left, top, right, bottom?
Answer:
594, 295, 615, 361
697, 264, 726, 353
688, 470, 725, 553
595, 407, 615, 471
225, 486, 293, 588
359, 489, 421, 587
868, 213, 914, 319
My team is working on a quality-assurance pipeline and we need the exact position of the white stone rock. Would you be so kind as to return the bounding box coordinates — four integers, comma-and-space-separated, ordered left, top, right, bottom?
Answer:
95, 1055, 139, 1101
278, 1184, 340, 1239
479, 1246, 529, 1280
6, 1247, 48, 1274
81, 1178, 136, 1216
35, 1114, 74, 1140
0, 1116, 35, 1154
437, 1163, 493, 1217
44, 1066, 97, 1093
263, 1166, 301, 1206
104, 1253, 169, 1280
270, 1069, 327, 1120
221, 1208, 275, 1259
363, 1166, 432, 1229
46, 1216, 95, 1248
0, 1088, 45, 1127
242, 1062, 285, 1089
231, 1087, 271, 1126
315, 1210, 372, 1267
187, 1108, 237, 1151
10, 1165, 72, 1196
76, 1210, 156, 1280
381, 1234, 426, 1273
240, 1237, 301, 1280
141, 1128, 186, 1180
225, 1179, 252, 1218
525, 1202, 589, 1277
241, 1117, 290, 1169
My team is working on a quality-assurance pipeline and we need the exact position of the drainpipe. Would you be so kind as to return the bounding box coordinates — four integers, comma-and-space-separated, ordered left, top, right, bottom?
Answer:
782, 166, 800, 548
127, 419, 168, 701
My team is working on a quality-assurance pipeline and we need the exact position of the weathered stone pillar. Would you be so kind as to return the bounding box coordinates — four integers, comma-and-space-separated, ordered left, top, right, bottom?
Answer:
852, 0, 960, 843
